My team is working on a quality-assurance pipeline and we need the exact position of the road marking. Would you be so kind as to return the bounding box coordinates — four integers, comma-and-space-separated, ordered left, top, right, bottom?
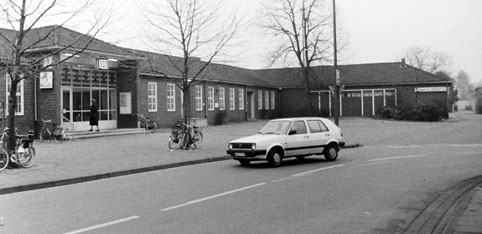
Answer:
63, 216, 140, 234
355, 161, 389, 167
456, 152, 481, 155
387, 145, 422, 148
292, 164, 344, 177
162, 183, 266, 211
369, 154, 425, 162
450, 144, 482, 147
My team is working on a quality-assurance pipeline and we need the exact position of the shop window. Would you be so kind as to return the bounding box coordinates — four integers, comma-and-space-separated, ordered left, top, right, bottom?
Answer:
374, 90, 383, 97
386, 90, 395, 96
270, 91, 275, 109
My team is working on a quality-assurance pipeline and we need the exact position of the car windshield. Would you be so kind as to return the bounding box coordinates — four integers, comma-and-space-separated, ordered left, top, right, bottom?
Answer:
258, 120, 291, 135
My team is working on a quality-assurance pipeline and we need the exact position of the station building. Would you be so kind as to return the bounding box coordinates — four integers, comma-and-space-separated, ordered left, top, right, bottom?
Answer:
0, 26, 452, 134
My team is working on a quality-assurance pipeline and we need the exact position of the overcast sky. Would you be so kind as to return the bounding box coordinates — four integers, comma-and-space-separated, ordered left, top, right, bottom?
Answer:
63, 0, 482, 84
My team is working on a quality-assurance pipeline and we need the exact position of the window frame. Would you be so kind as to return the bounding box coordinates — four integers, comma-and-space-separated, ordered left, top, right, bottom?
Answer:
195, 85, 203, 111
5, 74, 24, 116
229, 88, 235, 110
219, 87, 225, 110
207, 86, 215, 111
167, 83, 176, 112
238, 88, 244, 110
147, 82, 157, 112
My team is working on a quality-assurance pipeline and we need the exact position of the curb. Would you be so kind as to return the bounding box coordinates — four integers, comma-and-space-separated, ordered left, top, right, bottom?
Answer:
0, 156, 231, 195
0, 143, 361, 195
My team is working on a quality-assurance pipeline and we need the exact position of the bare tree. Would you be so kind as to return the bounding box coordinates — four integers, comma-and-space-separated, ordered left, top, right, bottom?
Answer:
0, 0, 109, 151
260, 0, 338, 116
403, 46, 451, 74
141, 0, 239, 124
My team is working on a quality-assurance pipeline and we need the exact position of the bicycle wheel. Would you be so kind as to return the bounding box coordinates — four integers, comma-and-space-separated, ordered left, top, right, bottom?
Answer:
0, 147, 9, 172
180, 134, 189, 150
17, 145, 35, 168
168, 137, 175, 150
192, 131, 203, 149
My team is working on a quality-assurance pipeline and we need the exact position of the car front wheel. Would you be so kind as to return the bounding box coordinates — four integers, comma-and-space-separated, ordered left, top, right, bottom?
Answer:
324, 143, 338, 161
267, 149, 283, 167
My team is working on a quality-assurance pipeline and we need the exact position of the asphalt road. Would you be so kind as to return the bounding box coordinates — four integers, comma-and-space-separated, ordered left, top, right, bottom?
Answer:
1, 141, 481, 234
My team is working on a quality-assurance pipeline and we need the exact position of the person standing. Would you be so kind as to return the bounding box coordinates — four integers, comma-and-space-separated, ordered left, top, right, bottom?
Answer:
89, 99, 99, 132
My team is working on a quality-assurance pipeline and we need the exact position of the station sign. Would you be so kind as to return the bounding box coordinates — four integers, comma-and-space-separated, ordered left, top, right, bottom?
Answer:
414, 87, 447, 92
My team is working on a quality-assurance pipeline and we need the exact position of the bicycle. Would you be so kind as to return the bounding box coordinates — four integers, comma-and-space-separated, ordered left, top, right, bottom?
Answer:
168, 122, 203, 150
40, 118, 63, 142
137, 114, 157, 133
0, 128, 36, 172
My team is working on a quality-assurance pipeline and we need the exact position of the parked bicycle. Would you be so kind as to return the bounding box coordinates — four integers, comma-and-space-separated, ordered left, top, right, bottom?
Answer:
0, 128, 36, 172
39, 118, 64, 141
168, 122, 203, 150
137, 114, 157, 133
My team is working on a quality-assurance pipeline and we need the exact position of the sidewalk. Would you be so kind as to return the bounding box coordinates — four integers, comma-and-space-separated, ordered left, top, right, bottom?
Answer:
0, 114, 481, 233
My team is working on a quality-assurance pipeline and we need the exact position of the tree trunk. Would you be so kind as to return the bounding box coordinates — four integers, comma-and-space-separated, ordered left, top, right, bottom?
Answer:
7, 82, 18, 152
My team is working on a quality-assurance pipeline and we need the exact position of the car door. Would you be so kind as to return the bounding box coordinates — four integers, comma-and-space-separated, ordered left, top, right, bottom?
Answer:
285, 120, 312, 156
306, 119, 331, 154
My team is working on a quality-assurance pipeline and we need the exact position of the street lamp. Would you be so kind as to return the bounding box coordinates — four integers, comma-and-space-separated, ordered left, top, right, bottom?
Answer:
332, 0, 340, 126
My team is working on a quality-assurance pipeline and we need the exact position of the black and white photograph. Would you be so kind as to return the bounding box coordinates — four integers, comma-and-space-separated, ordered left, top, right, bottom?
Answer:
0, 0, 481, 233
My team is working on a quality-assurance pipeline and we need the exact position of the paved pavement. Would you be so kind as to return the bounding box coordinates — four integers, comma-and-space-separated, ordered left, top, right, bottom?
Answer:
0, 113, 481, 233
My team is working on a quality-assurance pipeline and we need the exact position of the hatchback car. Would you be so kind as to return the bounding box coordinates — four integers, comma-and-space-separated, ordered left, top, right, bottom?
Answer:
226, 117, 345, 167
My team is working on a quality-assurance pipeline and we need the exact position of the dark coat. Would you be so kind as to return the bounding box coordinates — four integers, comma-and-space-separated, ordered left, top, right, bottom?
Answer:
90, 103, 98, 125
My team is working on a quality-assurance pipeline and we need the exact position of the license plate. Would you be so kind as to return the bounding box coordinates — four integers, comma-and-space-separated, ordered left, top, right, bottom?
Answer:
234, 152, 245, 157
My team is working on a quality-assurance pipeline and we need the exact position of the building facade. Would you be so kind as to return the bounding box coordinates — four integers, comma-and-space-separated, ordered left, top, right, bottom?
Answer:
0, 26, 452, 134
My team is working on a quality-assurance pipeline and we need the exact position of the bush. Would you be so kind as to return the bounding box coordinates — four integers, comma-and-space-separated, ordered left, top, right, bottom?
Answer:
376, 103, 445, 122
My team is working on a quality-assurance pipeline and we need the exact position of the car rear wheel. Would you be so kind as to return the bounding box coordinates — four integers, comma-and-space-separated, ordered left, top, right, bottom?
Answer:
324, 143, 338, 161
268, 149, 283, 167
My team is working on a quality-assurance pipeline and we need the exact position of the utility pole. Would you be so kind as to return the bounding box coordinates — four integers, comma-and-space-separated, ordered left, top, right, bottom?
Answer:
332, 0, 340, 126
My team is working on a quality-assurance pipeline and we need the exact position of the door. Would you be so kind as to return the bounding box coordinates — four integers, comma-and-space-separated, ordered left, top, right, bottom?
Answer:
306, 119, 330, 154
285, 120, 312, 156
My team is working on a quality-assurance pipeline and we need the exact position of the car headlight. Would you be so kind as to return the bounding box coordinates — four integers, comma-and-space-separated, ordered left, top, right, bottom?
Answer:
228, 143, 233, 150
251, 143, 256, 150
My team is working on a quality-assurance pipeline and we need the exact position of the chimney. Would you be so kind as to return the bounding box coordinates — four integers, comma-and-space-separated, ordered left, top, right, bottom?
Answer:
400, 58, 406, 68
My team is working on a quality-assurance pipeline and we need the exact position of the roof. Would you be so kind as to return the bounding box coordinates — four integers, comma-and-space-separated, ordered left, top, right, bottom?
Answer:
256, 63, 452, 88
0, 25, 135, 60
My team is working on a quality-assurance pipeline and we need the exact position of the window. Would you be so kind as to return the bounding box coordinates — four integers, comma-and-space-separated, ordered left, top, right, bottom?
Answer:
264, 91, 269, 109
5, 74, 24, 115
238, 89, 244, 110
195, 85, 203, 111
290, 121, 307, 135
270, 91, 275, 109
307, 120, 329, 133
208, 86, 215, 110
229, 88, 235, 110
167, 83, 176, 111
386, 90, 395, 96
148, 82, 157, 112
258, 90, 263, 110
219, 87, 225, 110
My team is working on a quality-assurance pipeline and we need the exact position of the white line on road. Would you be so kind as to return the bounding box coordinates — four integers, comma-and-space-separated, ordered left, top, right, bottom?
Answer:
355, 161, 389, 167
63, 216, 140, 234
387, 145, 422, 148
162, 183, 266, 211
450, 144, 482, 147
292, 164, 344, 177
369, 154, 426, 162
456, 152, 481, 155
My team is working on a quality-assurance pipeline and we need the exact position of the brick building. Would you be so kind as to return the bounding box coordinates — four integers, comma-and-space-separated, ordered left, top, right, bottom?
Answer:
1, 26, 452, 134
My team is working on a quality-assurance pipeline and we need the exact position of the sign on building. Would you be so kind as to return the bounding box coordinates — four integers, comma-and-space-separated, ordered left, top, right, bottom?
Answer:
414, 87, 447, 92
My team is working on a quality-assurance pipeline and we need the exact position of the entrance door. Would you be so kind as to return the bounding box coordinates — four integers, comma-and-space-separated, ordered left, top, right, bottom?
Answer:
61, 86, 117, 131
